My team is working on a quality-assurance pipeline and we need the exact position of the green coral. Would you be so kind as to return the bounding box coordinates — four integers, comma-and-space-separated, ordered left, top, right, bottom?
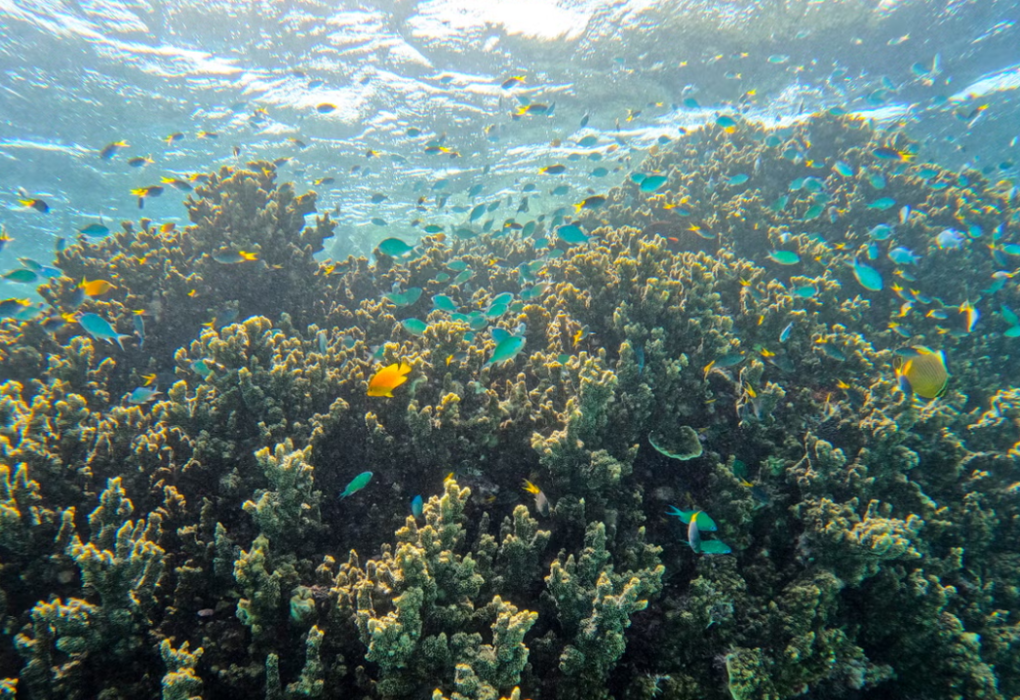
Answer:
160, 638, 204, 700
286, 625, 325, 698
546, 521, 664, 700
243, 439, 322, 545
235, 534, 284, 645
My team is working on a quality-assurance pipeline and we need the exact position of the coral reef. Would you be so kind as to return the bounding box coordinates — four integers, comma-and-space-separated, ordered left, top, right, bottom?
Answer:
2, 116, 1020, 700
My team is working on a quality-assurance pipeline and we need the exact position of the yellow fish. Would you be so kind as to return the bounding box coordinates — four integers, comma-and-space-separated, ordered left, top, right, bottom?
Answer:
895, 346, 949, 399
367, 362, 412, 397
80, 278, 115, 296
522, 479, 550, 516
141, 374, 157, 386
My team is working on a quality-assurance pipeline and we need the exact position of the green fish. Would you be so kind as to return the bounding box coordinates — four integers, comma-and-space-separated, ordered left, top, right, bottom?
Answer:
557, 224, 590, 244
851, 259, 883, 291
386, 288, 423, 307
485, 303, 508, 319
802, 204, 825, 220
639, 175, 668, 192
79, 222, 111, 236
340, 471, 373, 499
377, 238, 415, 257
768, 251, 800, 265
78, 312, 131, 349
520, 284, 546, 301
433, 294, 458, 312
833, 161, 854, 177
401, 318, 428, 336
486, 334, 525, 366
192, 359, 213, 378
2, 268, 39, 284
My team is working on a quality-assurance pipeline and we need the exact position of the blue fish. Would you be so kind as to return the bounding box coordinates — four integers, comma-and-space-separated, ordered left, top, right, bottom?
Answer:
869, 224, 894, 240
411, 495, 423, 518
780, 321, 794, 343
127, 386, 161, 404
133, 313, 145, 348
557, 224, 590, 244
851, 259, 883, 291
936, 229, 965, 250
889, 247, 920, 265
78, 313, 130, 349
79, 222, 111, 236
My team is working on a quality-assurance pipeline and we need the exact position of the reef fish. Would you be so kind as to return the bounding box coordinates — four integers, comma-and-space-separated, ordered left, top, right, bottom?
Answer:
367, 362, 412, 397
768, 251, 800, 265
401, 318, 428, 336
339, 471, 373, 499
79, 222, 111, 236
486, 334, 526, 366
889, 247, 920, 265
385, 288, 422, 307
377, 238, 415, 257
211, 249, 258, 264
851, 259, 883, 291
78, 312, 130, 349
522, 479, 550, 516
557, 224, 590, 244
833, 161, 854, 177
127, 386, 161, 404
639, 175, 668, 192
873, 146, 913, 162
81, 278, 116, 296
411, 495, 423, 518
895, 346, 949, 399
936, 229, 965, 250
667, 507, 731, 555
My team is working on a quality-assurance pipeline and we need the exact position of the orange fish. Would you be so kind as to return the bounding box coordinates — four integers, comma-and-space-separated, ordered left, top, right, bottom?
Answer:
80, 278, 115, 296
367, 362, 412, 397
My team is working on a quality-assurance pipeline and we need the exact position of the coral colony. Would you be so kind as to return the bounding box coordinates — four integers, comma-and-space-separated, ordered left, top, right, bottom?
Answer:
2, 114, 1020, 699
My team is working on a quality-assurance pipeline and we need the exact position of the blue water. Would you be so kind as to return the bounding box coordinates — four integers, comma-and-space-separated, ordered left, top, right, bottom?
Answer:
1, 0, 1018, 279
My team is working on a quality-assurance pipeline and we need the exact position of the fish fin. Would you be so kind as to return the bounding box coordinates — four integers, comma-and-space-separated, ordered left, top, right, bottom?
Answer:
897, 372, 913, 399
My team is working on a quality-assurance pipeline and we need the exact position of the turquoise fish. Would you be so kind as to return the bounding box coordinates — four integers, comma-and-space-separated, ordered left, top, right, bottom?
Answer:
486, 334, 525, 366
79, 313, 130, 349
851, 259, 883, 291
340, 471, 373, 499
